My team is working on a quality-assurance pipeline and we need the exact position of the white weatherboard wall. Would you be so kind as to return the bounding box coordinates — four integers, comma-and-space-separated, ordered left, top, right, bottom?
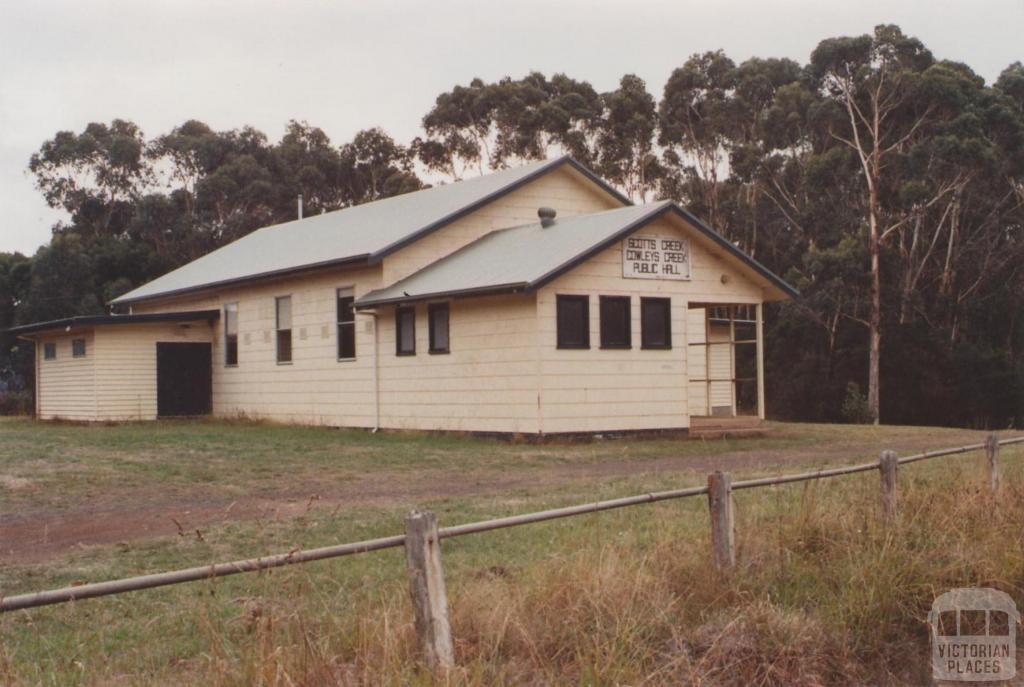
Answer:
94, 322, 214, 421
133, 265, 384, 427
127, 166, 621, 432
376, 294, 540, 433
536, 213, 765, 434
37, 332, 96, 421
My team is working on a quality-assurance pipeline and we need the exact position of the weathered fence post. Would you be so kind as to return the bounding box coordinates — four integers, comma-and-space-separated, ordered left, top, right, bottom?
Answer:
707, 471, 736, 569
404, 510, 454, 672
984, 434, 1000, 493
879, 450, 898, 524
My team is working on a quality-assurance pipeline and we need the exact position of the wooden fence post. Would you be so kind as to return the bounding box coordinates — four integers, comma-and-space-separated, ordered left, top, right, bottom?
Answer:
707, 471, 736, 569
404, 510, 454, 672
879, 450, 898, 524
985, 434, 1000, 493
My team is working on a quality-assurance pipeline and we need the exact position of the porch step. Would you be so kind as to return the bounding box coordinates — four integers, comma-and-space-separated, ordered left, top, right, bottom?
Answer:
689, 416, 771, 440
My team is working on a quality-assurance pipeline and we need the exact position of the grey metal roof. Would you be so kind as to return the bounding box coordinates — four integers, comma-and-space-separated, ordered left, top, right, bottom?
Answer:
355, 201, 798, 307
111, 156, 630, 306
8, 310, 220, 336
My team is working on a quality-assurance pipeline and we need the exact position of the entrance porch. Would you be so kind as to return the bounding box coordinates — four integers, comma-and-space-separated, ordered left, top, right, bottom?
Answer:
687, 303, 765, 420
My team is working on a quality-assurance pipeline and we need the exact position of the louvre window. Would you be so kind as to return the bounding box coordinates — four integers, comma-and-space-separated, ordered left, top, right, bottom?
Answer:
43, 342, 56, 360
72, 338, 87, 358
396, 306, 416, 355
556, 295, 590, 349
428, 303, 450, 354
641, 297, 671, 349
224, 303, 238, 366
276, 295, 292, 363
599, 296, 631, 349
337, 288, 356, 360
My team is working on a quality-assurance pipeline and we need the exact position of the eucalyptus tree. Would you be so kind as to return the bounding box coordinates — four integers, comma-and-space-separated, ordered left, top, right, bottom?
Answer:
658, 50, 738, 231
809, 25, 944, 423
596, 74, 662, 201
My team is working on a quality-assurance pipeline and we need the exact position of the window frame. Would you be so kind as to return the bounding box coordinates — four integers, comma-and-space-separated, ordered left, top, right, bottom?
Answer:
640, 297, 672, 350
428, 302, 450, 355
395, 306, 416, 356
556, 295, 590, 350
43, 342, 56, 360
599, 296, 632, 349
275, 295, 293, 364
71, 338, 87, 358
224, 302, 239, 367
336, 287, 356, 361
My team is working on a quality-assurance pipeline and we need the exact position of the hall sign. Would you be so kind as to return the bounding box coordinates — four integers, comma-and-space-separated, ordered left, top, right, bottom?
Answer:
622, 235, 691, 280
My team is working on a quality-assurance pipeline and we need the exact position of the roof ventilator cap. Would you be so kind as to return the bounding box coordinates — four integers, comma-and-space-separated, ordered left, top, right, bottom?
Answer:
538, 207, 557, 228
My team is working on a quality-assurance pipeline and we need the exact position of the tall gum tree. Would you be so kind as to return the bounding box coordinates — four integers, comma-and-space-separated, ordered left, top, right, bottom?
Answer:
810, 25, 940, 423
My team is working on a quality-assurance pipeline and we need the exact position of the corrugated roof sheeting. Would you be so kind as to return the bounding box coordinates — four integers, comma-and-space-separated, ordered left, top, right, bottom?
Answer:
355, 200, 799, 306
111, 157, 599, 305
356, 203, 673, 305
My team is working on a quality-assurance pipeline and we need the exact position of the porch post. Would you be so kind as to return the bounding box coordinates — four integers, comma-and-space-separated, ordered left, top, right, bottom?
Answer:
755, 302, 765, 420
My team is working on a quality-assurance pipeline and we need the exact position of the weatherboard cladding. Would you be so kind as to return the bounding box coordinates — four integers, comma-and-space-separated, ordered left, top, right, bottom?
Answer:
111, 156, 630, 306
355, 201, 797, 307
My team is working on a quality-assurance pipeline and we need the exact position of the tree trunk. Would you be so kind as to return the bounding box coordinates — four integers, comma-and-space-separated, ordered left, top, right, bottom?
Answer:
868, 184, 882, 425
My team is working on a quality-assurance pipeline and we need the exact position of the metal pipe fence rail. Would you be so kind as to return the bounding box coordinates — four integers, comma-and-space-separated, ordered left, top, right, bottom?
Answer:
2, 433, 1023, 670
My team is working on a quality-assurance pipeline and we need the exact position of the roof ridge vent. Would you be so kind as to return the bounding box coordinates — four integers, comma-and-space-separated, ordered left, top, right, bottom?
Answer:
538, 207, 557, 228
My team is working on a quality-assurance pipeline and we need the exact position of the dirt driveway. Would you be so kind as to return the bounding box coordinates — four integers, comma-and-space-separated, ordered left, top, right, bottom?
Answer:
0, 420, 996, 564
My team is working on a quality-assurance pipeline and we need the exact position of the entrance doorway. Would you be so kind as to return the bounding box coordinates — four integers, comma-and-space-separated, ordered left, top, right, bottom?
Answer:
156, 342, 212, 417
687, 304, 761, 417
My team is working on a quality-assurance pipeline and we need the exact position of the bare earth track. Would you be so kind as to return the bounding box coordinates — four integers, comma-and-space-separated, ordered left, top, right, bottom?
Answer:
0, 420, 992, 564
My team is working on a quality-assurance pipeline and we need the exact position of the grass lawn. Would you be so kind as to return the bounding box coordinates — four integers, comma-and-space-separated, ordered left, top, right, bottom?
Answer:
0, 418, 1019, 685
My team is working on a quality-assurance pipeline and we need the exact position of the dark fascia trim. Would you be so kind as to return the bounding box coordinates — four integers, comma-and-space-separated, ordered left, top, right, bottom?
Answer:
366, 156, 633, 264
526, 202, 800, 299
8, 310, 221, 336
355, 282, 529, 309
109, 254, 371, 307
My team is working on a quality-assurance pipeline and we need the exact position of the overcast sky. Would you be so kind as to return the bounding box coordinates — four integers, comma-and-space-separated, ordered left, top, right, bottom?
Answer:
1, 0, 1021, 255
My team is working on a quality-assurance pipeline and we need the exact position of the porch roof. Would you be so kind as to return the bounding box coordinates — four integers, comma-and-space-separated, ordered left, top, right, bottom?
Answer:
7, 310, 220, 336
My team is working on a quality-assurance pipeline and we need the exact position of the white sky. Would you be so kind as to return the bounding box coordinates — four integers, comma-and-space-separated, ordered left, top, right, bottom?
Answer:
1, 0, 1021, 255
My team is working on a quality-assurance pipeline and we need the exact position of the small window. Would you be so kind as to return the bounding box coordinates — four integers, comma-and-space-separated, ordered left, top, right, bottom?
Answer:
43, 342, 56, 360
276, 295, 292, 363
72, 338, 86, 358
396, 306, 416, 356
641, 297, 671, 349
599, 296, 631, 349
224, 303, 238, 366
337, 288, 356, 360
556, 295, 590, 349
428, 303, 450, 354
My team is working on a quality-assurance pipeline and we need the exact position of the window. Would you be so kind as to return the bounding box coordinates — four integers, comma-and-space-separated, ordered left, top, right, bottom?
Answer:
72, 338, 87, 358
43, 342, 56, 360
641, 297, 671, 349
556, 295, 590, 349
275, 296, 292, 363
599, 296, 631, 349
396, 306, 416, 355
428, 303, 450, 354
337, 288, 356, 360
224, 303, 238, 366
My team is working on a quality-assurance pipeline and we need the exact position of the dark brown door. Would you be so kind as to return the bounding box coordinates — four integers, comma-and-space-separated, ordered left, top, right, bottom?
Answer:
156, 342, 212, 417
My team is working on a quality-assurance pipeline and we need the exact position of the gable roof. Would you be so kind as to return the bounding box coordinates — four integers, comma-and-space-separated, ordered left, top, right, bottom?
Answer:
111, 156, 630, 306
355, 201, 798, 308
